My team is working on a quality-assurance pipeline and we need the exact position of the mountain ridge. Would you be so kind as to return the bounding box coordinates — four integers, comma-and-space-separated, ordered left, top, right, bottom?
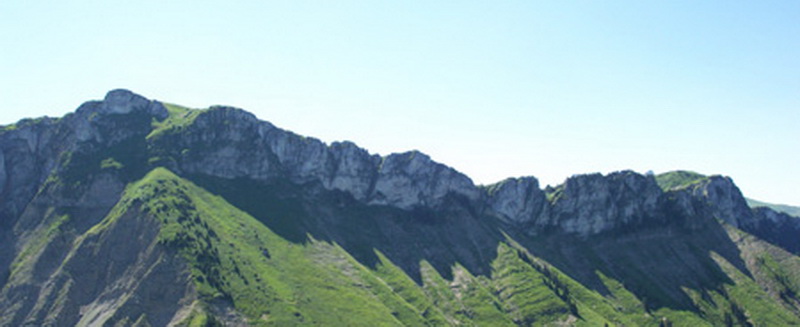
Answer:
2, 89, 800, 326
1, 89, 779, 237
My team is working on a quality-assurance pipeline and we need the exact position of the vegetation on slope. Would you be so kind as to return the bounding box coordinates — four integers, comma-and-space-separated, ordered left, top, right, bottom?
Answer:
71, 168, 685, 326
142, 166, 800, 325
43, 166, 800, 326
148, 103, 205, 140
127, 168, 421, 326
655, 171, 707, 191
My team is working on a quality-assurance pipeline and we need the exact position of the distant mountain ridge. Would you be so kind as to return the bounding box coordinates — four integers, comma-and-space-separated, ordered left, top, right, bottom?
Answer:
746, 198, 800, 218
1, 89, 800, 326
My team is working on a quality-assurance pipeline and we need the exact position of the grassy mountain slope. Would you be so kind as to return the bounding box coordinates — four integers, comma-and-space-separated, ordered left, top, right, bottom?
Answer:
655, 171, 708, 191
3, 96, 800, 326
62, 168, 800, 325
120, 168, 430, 326
131, 169, 631, 326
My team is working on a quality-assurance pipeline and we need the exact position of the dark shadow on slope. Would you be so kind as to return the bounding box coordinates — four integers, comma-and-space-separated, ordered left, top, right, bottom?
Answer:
0, 229, 13, 289
746, 208, 800, 255
187, 174, 505, 283
187, 173, 755, 313
188, 175, 310, 244
505, 212, 752, 312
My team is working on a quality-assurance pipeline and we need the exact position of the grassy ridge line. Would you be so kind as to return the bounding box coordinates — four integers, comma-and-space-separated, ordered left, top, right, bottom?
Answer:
655, 171, 708, 191
370, 252, 451, 325
491, 243, 576, 325
114, 167, 433, 326
147, 103, 205, 140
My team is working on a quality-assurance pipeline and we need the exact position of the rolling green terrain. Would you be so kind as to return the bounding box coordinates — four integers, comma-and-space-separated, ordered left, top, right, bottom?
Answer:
2, 91, 800, 326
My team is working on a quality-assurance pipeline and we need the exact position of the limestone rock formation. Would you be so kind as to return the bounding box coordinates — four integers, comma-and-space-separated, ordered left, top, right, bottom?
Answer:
486, 177, 546, 225
545, 171, 663, 235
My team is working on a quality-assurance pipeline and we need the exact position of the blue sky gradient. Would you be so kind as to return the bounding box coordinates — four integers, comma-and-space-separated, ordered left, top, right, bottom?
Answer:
2, 1, 798, 205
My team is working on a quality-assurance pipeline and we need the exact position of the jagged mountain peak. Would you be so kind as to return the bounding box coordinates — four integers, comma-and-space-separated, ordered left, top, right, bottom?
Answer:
74, 88, 168, 120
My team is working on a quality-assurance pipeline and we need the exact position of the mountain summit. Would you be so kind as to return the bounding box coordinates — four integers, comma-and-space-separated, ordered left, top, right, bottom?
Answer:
1, 90, 799, 326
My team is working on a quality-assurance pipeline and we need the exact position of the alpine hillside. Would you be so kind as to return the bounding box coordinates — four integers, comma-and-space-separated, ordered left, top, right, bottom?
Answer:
1, 90, 799, 326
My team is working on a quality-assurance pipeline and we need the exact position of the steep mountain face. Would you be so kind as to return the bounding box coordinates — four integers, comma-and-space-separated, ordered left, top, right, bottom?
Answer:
150, 104, 480, 210
1, 90, 799, 326
655, 171, 800, 254
747, 208, 800, 254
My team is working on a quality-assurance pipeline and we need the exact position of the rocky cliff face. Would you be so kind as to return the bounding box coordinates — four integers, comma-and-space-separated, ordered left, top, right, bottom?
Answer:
687, 176, 754, 228
0, 90, 785, 239
545, 171, 664, 235
484, 170, 771, 237
152, 104, 480, 211
747, 207, 800, 254
485, 171, 665, 236
486, 177, 547, 225
0, 90, 167, 226
0, 91, 182, 326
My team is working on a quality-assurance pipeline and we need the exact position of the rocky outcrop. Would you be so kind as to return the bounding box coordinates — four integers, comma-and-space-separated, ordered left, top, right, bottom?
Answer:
164, 105, 478, 210
751, 207, 798, 227
0, 89, 168, 229
100, 89, 168, 117
70, 89, 168, 143
485, 171, 673, 236
546, 171, 664, 235
0, 117, 60, 227
484, 170, 777, 237
0, 90, 175, 326
370, 151, 480, 208
745, 207, 800, 254
687, 176, 753, 228
327, 141, 380, 200
486, 177, 547, 225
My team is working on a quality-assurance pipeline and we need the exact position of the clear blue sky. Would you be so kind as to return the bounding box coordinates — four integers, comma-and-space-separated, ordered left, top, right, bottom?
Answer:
2, 1, 798, 205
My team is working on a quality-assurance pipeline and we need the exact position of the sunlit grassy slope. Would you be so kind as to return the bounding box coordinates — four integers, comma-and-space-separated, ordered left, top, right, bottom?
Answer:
655, 171, 708, 191
85, 167, 800, 326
